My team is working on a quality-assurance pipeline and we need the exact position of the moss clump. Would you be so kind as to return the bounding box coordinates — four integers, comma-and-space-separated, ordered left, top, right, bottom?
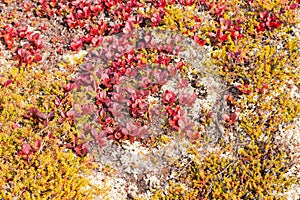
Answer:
0, 66, 107, 199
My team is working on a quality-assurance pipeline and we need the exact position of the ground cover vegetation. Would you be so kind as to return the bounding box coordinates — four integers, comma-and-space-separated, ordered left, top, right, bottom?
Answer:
0, 0, 299, 199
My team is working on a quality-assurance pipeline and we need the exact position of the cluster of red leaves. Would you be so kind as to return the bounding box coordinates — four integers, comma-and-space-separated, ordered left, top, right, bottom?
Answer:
74, 53, 163, 143
0, 78, 13, 88
72, 44, 203, 146
1, 24, 15, 49
236, 83, 268, 96
256, 11, 283, 32
166, 104, 200, 141
206, 11, 244, 45
23, 107, 54, 127
1, 23, 44, 65
17, 140, 41, 160
32, 0, 173, 51
16, 131, 58, 159
162, 90, 177, 105
166, 105, 184, 130
129, 90, 150, 118
17, 80, 90, 158
65, 136, 89, 157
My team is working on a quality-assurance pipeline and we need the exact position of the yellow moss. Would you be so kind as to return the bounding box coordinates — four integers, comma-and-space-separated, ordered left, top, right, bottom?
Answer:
0, 66, 108, 199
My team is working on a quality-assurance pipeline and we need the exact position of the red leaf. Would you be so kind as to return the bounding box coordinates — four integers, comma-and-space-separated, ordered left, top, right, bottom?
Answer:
89, 27, 99, 36
18, 25, 28, 33
54, 97, 60, 106
162, 90, 177, 105
123, 20, 134, 34
75, 148, 83, 156
74, 143, 88, 156
13, 123, 19, 129
220, 34, 228, 42
83, 6, 90, 17
63, 82, 74, 92
208, 32, 216, 37
39, 23, 48, 30
34, 54, 42, 62
288, 3, 298, 10
237, 34, 244, 39
128, 135, 135, 144
82, 34, 93, 43
260, 11, 268, 19
256, 22, 266, 32
23, 114, 31, 119
178, 92, 197, 107
194, 36, 206, 46
65, 143, 74, 149
94, 36, 103, 46
222, 114, 230, 122
262, 84, 268, 90
272, 21, 282, 29
35, 39, 44, 49
216, 5, 226, 17
36, 111, 47, 120
48, 111, 55, 120
27, 32, 39, 41
56, 46, 63, 54
114, 131, 123, 140
47, 132, 56, 139
32, 33, 40, 41
179, 0, 194, 6
187, 131, 199, 142
21, 143, 32, 155
4, 34, 14, 49
70, 40, 83, 51
230, 113, 237, 123
198, 39, 206, 46
28, 107, 38, 115
33, 140, 41, 150
19, 31, 27, 38
3, 79, 12, 87
17, 48, 27, 57
90, 4, 103, 13
24, 55, 34, 64
60, 110, 66, 119
151, 12, 161, 24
